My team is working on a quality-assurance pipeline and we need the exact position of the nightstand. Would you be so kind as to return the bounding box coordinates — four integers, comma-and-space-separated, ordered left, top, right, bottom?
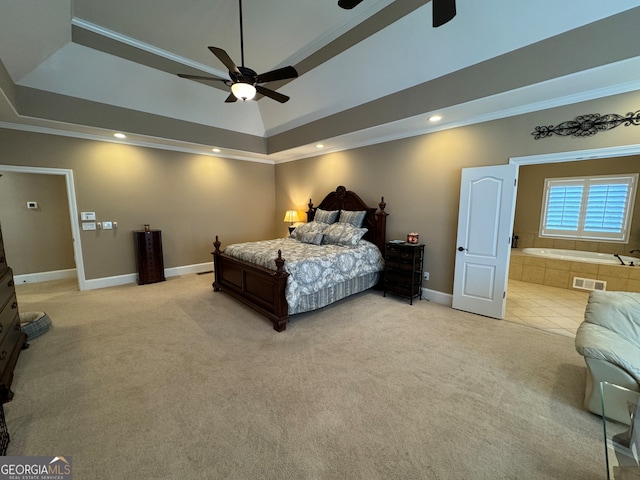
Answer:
383, 242, 424, 304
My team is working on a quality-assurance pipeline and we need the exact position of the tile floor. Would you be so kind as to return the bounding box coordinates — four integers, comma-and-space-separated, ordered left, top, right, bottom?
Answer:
505, 279, 590, 338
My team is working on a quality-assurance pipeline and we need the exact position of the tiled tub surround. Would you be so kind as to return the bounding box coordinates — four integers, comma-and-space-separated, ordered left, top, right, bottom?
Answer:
509, 248, 640, 293
513, 232, 640, 255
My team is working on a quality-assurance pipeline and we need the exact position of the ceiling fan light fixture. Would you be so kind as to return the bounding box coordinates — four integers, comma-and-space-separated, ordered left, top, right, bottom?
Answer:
231, 82, 256, 101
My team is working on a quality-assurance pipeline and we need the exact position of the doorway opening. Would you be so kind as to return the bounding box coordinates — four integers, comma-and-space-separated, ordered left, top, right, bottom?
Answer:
0, 165, 86, 290
505, 143, 640, 337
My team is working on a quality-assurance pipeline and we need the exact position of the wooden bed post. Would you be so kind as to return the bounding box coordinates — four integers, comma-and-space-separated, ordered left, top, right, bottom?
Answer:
375, 196, 388, 254
212, 235, 222, 291
275, 250, 286, 275
306, 199, 315, 222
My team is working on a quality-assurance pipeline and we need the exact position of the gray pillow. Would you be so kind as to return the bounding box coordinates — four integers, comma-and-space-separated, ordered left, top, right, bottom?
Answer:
297, 232, 324, 245
339, 210, 366, 228
314, 208, 339, 224
322, 223, 368, 246
290, 221, 327, 240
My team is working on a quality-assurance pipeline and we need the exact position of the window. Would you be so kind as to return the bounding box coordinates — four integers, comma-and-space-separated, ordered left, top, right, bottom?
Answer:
540, 173, 638, 242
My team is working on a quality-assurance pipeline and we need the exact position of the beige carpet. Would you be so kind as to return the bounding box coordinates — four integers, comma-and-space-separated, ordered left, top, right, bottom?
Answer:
5, 274, 603, 479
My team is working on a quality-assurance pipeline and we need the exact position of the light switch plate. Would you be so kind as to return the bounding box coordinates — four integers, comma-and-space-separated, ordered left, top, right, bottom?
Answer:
103, 221, 113, 230
81, 212, 96, 221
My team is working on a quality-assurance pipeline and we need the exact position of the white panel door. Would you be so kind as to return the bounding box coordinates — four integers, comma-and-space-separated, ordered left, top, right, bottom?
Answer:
452, 164, 518, 318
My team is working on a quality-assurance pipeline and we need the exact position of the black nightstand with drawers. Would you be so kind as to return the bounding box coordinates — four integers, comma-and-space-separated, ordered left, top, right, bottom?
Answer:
383, 242, 424, 305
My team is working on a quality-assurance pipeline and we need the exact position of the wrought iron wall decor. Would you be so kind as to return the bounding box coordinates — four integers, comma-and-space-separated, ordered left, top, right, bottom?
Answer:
532, 110, 640, 140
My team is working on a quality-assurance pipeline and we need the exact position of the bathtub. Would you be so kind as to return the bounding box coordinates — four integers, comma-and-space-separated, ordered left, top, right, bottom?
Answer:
520, 248, 640, 266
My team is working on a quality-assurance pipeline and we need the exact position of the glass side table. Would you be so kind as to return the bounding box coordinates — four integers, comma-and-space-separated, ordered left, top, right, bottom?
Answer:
601, 382, 640, 479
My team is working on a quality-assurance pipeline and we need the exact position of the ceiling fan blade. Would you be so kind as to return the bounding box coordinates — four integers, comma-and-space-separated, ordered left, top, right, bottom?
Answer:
208, 46, 241, 74
433, 0, 456, 27
177, 73, 225, 82
255, 85, 290, 104
255, 66, 298, 84
338, 0, 364, 9
224, 92, 238, 103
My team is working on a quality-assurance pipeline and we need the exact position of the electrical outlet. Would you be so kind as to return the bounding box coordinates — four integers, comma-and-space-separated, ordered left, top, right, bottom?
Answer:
423, 272, 429, 281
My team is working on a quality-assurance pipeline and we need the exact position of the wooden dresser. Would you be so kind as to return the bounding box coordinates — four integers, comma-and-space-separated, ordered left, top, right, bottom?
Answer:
133, 230, 165, 285
0, 223, 28, 404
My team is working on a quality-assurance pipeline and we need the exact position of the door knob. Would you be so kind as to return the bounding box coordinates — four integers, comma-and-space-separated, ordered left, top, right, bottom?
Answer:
458, 246, 467, 252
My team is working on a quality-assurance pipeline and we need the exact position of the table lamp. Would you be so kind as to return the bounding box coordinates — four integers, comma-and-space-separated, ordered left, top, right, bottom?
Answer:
284, 210, 300, 234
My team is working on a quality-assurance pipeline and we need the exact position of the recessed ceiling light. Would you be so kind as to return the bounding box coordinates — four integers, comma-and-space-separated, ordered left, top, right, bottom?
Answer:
114, 133, 126, 139
212, 148, 221, 153
429, 115, 442, 123
316, 144, 324, 149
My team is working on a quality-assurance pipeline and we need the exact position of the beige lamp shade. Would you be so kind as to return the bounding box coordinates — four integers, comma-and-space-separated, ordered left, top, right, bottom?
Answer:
283, 210, 300, 224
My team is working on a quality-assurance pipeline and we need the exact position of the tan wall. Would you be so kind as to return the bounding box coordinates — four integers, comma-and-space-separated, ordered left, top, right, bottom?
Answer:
514, 156, 640, 253
0, 171, 75, 274
0, 130, 276, 280
3, 89, 640, 292
275, 90, 640, 294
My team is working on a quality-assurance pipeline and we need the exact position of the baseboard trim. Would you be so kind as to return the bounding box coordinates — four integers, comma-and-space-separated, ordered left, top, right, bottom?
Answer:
83, 262, 213, 290
165, 263, 213, 277
17, 267, 446, 303
422, 287, 453, 307
14, 268, 77, 285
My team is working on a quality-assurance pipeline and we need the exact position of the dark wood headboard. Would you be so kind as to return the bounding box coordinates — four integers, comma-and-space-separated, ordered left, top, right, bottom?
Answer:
306, 186, 388, 253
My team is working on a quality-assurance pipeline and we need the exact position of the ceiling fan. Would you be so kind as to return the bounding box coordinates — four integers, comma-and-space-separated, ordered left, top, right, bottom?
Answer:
178, 0, 298, 103
338, 0, 456, 28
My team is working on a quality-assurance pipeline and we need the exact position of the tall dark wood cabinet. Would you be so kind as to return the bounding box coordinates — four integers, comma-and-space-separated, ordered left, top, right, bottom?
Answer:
133, 230, 165, 285
0, 223, 29, 405
383, 242, 425, 305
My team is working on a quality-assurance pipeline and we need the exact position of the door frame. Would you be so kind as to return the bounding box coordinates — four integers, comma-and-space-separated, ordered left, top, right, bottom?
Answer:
0, 164, 87, 291
439, 143, 640, 308
509, 144, 640, 167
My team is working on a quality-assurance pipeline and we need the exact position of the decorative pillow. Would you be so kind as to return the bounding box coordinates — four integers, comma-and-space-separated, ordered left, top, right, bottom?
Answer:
314, 208, 339, 224
290, 221, 327, 240
297, 232, 324, 245
322, 222, 368, 246
339, 210, 366, 228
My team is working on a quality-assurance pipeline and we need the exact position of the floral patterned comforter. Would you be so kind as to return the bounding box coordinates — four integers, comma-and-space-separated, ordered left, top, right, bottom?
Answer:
223, 238, 384, 312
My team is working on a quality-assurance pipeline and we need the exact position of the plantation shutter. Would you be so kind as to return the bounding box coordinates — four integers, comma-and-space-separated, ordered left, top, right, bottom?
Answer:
545, 184, 583, 231
584, 183, 629, 233
539, 174, 637, 242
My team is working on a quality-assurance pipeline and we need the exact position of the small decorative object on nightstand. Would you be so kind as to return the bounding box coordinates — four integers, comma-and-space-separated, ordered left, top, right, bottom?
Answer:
383, 241, 424, 304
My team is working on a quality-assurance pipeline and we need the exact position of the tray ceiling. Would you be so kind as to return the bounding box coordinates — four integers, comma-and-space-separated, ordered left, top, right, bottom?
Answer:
1, 0, 640, 163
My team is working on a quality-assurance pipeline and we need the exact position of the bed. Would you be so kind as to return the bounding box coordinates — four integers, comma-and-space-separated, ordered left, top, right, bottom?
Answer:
212, 186, 388, 331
